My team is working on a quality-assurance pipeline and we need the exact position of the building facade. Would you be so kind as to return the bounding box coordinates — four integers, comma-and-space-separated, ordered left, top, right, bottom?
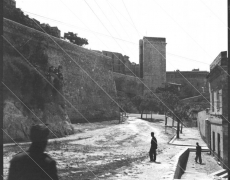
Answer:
166, 69, 209, 97
102, 51, 140, 77
139, 37, 166, 92
197, 51, 228, 168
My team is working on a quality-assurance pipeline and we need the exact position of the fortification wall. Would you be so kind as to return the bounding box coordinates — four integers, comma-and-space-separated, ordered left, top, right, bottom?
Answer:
3, 18, 119, 126
113, 72, 143, 96
140, 37, 166, 92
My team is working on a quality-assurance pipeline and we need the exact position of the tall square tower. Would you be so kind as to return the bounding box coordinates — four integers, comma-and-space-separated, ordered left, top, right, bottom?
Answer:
139, 37, 166, 92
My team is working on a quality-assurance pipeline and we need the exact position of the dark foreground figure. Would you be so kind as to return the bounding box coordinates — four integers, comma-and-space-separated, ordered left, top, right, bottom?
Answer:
8, 124, 59, 180
149, 132, 158, 162
195, 142, 202, 164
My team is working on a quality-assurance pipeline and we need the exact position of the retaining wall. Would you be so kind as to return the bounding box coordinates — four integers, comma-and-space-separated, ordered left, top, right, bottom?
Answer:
174, 148, 190, 179
3, 18, 119, 125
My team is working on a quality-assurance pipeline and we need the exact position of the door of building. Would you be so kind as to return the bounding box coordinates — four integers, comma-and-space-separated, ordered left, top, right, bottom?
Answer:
218, 133, 220, 159
213, 132, 215, 152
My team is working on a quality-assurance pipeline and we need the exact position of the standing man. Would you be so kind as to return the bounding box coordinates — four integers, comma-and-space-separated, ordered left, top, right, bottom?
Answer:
149, 132, 157, 162
195, 142, 202, 164
8, 124, 59, 180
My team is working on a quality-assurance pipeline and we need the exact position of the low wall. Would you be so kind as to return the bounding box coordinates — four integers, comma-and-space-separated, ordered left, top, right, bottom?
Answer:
174, 148, 189, 179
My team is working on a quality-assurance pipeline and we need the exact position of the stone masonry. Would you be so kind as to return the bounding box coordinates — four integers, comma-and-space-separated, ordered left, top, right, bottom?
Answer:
3, 18, 119, 124
139, 37, 166, 92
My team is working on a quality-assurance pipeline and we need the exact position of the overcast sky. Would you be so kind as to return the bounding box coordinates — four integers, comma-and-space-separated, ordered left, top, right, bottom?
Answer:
16, 0, 227, 72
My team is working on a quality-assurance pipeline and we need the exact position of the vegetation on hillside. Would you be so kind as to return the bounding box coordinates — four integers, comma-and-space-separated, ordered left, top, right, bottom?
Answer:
3, 0, 89, 46
63, 32, 88, 46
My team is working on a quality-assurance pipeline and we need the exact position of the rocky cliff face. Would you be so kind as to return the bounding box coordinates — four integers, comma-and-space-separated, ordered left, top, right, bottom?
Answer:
3, 18, 120, 142
3, 34, 74, 143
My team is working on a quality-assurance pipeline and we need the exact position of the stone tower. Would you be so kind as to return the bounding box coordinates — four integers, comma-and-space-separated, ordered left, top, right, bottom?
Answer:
139, 37, 166, 92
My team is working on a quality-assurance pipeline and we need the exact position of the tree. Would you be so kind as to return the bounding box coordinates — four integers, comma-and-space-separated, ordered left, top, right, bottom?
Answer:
174, 103, 190, 138
131, 95, 144, 118
143, 92, 161, 120
157, 91, 179, 115
64, 32, 88, 46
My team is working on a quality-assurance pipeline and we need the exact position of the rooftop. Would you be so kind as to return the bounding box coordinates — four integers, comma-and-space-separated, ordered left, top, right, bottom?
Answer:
143, 36, 166, 42
210, 51, 227, 71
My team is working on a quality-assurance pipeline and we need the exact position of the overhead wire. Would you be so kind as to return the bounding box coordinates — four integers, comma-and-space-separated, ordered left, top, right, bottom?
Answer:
23, 10, 137, 45
3, 15, 166, 179
120, 0, 230, 170
117, 5, 230, 171
19, 11, 216, 67
105, 0, 133, 43
2, 0, 227, 177
149, 0, 229, 78
199, 0, 229, 30
41, 0, 184, 128
120, 0, 230, 125
27, 1, 181, 154
2, 35, 111, 180
94, 0, 131, 52
55, 0, 229, 174
3, 2, 190, 178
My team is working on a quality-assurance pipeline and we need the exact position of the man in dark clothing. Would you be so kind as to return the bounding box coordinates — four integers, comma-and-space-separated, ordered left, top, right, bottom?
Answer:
149, 132, 157, 162
8, 124, 59, 180
195, 142, 202, 164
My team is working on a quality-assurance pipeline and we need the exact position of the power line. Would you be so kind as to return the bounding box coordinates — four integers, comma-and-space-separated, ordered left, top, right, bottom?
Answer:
106, 0, 133, 43
23, 10, 137, 45
80, 0, 189, 127
19, 11, 214, 67
149, 0, 230, 78
94, 0, 133, 53
119, 0, 230, 125
18, 0, 190, 134
199, 0, 229, 30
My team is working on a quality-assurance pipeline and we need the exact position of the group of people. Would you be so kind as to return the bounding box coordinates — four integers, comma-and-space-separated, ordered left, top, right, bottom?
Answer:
7, 125, 202, 180
148, 132, 202, 164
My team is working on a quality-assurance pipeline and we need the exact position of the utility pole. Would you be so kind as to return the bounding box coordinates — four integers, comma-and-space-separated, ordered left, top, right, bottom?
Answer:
177, 118, 180, 138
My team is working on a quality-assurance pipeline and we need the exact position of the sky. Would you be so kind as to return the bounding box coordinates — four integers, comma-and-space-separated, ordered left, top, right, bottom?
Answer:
15, 0, 227, 72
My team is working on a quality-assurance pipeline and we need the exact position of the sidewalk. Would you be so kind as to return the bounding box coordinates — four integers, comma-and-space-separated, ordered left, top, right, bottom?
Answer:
168, 127, 223, 180
170, 127, 207, 147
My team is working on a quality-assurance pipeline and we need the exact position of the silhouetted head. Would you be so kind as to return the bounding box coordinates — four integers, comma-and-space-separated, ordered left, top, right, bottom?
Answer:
151, 132, 154, 137
29, 124, 50, 153
196, 142, 199, 146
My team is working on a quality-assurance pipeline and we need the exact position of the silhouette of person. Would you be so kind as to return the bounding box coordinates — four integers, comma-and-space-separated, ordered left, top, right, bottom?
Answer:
149, 132, 157, 162
195, 142, 202, 164
8, 124, 59, 180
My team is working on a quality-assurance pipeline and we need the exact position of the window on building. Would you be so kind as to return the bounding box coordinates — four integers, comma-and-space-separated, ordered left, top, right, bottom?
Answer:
216, 91, 220, 111
213, 132, 215, 152
217, 133, 220, 158
211, 91, 214, 112
219, 90, 222, 113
